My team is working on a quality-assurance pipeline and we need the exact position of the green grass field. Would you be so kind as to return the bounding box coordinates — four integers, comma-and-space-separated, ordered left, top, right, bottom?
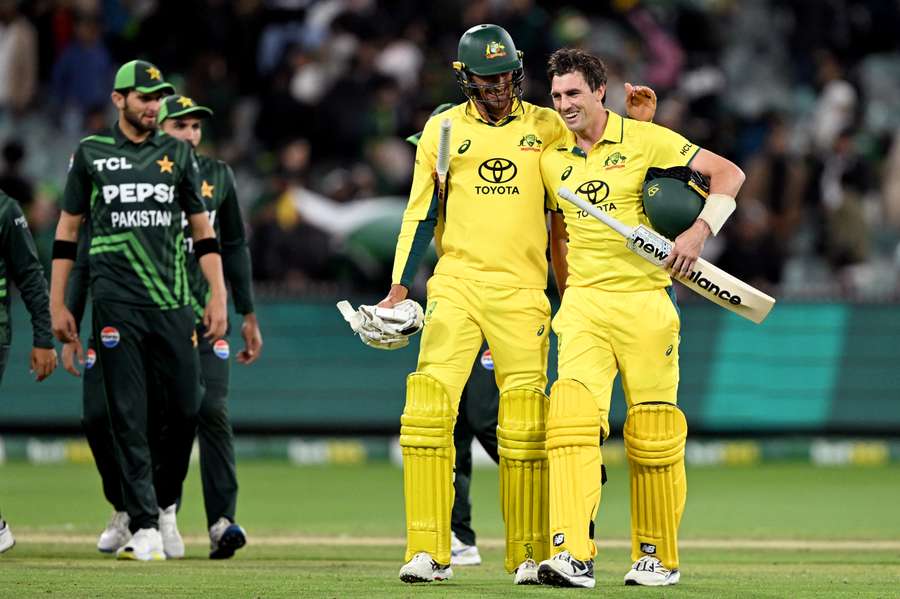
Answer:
1, 460, 899, 597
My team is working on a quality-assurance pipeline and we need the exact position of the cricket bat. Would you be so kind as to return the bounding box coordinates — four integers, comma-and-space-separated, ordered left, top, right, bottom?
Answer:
436, 118, 451, 199
558, 187, 775, 324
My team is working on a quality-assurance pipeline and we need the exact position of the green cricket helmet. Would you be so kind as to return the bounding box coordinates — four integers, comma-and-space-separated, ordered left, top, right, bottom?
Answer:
642, 166, 709, 239
405, 103, 455, 146
453, 24, 525, 105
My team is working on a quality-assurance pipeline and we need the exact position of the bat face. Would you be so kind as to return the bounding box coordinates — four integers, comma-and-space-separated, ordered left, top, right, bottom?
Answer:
559, 187, 776, 324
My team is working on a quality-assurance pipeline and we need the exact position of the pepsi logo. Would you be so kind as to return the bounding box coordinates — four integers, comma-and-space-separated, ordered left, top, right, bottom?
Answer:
100, 327, 120, 348
213, 339, 230, 360
480, 349, 494, 371
85, 348, 96, 369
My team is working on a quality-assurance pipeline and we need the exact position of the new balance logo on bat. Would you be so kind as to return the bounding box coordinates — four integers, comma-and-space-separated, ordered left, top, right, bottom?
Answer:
687, 269, 743, 305
630, 235, 669, 263
630, 228, 743, 306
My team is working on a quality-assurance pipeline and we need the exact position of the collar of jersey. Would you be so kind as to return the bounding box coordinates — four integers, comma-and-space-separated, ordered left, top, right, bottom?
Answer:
562, 109, 624, 156
464, 100, 522, 127
111, 122, 162, 148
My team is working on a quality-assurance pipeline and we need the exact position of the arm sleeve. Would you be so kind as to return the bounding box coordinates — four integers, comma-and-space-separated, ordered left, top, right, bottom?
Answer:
390, 117, 440, 287
646, 123, 700, 168
218, 165, 255, 314
61, 147, 93, 215
64, 221, 91, 331
175, 143, 207, 216
4, 203, 53, 348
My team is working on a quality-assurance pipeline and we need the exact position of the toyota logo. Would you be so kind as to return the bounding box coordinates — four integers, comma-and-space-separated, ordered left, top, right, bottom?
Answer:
575, 180, 609, 205
478, 158, 517, 184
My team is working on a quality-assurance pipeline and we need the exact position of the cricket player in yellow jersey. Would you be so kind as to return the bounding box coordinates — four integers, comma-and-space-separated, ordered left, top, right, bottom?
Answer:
378, 24, 566, 585
536, 49, 745, 589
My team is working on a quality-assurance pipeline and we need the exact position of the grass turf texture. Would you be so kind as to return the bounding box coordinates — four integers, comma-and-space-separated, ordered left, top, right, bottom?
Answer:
1, 461, 899, 597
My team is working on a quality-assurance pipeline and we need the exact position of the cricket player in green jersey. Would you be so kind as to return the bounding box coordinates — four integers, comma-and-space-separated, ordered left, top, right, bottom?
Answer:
62, 94, 261, 559
158, 94, 260, 558
0, 190, 58, 555
49, 59, 228, 562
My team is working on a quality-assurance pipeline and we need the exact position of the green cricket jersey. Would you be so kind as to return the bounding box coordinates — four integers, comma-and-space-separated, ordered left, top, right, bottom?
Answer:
0, 192, 53, 348
62, 124, 207, 310
183, 155, 254, 319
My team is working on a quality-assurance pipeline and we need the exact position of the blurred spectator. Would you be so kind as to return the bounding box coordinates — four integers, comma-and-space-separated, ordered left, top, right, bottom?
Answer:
0, 140, 32, 210
730, 115, 808, 286
0, 0, 38, 117
809, 50, 858, 156
250, 139, 334, 285
50, 10, 112, 133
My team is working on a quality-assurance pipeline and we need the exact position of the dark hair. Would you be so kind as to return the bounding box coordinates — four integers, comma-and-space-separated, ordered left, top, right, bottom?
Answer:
546, 48, 608, 91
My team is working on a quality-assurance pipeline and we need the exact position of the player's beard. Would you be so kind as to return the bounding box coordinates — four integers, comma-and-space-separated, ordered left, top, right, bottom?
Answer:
123, 104, 158, 135
476, 83, 513, 122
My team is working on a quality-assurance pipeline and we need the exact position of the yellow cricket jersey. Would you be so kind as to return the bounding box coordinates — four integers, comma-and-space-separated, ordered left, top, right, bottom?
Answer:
392, 100, 567, 289
541, 110, 700, 292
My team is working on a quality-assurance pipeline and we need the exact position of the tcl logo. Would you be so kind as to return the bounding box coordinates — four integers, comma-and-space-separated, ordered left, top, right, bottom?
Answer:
93, 157, 133, 172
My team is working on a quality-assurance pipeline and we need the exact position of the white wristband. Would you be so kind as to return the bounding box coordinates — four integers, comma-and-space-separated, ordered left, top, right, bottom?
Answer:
697, 193, 736, 236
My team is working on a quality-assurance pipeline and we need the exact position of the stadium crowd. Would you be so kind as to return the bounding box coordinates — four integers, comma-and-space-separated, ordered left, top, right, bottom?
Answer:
1, 0, 899, 298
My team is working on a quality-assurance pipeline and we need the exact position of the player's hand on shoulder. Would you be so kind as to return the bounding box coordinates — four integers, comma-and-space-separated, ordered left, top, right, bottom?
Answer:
61, 340, 85, 377
31, 346, 58, 382
624, 82, 657, 123
665, 219, 711, 277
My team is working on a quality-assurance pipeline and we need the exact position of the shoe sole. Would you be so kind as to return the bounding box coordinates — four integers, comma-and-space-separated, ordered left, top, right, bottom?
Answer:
210, 526, 246, 560
514, 576, 541, 585
399, 573, 450, 583
625, 579, 678, 586
624, 569, 680, 586
116, 551, 166, 561
538, 564, 595, 588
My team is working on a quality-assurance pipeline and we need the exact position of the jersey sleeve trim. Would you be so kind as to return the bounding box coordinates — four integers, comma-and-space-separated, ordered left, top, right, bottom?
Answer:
398, 186, 439, 288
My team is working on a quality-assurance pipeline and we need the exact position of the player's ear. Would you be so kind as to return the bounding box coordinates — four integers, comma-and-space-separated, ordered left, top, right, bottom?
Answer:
594, 83, 606, 103
111, 90, 125, 110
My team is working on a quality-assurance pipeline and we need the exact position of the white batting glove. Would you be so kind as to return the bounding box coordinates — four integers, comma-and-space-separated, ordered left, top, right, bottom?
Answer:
336, 300, 423, 351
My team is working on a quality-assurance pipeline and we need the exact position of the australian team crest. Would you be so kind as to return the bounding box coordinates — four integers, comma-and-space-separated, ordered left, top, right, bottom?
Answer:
518, 134, 543, 152
604, 151, 628, 169
485, 41, 507, 59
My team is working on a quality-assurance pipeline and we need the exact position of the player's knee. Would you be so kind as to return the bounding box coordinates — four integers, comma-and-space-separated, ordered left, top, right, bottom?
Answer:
399, 372, 454, 450
623, 402, 687, 467
497, 386, 547, 461
547, 379, 602, 451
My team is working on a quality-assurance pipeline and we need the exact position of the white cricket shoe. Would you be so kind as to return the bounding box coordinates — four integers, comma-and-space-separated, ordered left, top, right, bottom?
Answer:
97, 511, 131, 553
537, 550, 596, 588
209, 517, 247, 559
158, 504, 184, 559
116, 527, 166, 561
514, 558, 540, 585
450, 532, 481, 566
399, 552, 453, 583
0, 519, 15, 554
624, 555, 681, 586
